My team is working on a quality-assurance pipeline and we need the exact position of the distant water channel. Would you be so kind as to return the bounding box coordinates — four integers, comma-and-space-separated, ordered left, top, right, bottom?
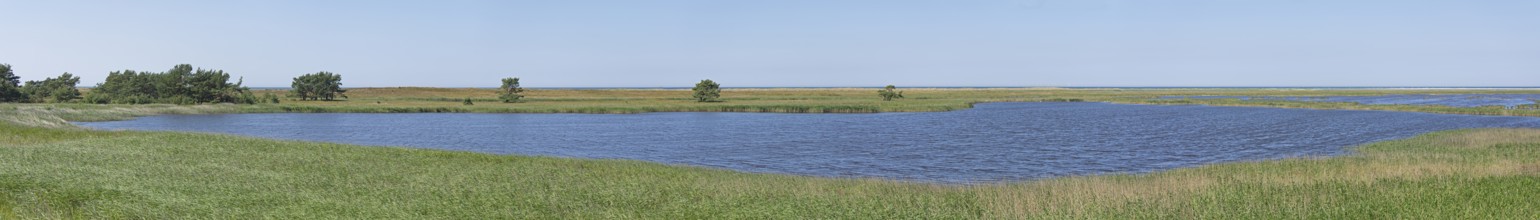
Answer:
77, 102, 1540, 183
1161, 94, 1540, 107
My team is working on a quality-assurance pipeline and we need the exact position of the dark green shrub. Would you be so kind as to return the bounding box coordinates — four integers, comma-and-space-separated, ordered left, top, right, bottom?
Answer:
877, 85, 904, 101
262, 93, 281, 104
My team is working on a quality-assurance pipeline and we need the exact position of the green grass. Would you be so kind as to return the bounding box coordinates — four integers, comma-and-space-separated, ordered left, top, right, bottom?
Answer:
0, 123, 982, 219
3, 94, 1540, 218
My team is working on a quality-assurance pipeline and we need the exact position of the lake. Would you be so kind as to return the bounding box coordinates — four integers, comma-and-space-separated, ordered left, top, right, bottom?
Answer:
76, 102, 1540, 183
1161, 94, 1540, 107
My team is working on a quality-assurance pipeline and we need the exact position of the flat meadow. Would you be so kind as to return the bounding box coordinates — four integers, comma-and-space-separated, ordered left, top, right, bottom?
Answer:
241, 87, 1540, 115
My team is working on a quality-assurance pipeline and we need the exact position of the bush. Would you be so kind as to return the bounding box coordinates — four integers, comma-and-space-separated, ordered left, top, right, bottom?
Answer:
82, 93, 111, 104
167, 95, 196, 105
877, 85, 904, 101
262, 93, 281, 104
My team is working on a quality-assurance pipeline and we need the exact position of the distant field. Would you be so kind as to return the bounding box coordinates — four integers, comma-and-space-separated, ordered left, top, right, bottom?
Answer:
7, 87, 1538, 126
231, 87, 1540, 115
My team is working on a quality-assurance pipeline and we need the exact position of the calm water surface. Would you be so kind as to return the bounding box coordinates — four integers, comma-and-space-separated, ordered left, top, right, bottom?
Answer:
1161, 94, 1540, 107
77, 102, 1540, 183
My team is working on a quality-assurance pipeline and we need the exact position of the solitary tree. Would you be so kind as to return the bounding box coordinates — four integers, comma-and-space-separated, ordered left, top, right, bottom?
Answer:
498, 77, 525, 103
0, 64, 26, 102
877, 85, 904, 101
290, 72, 346, 101
692, 79, 720, 102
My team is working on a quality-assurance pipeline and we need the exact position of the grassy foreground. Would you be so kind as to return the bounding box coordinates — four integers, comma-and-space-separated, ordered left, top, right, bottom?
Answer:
3, 106, 1540, 218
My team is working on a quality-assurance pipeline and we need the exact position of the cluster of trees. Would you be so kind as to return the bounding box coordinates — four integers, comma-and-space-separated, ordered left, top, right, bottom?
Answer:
0, 64, 82, 103
290, 72, 347, 101
684, 80, 905, 102
86, 64, 256, 104
0, 63, 297, 105
24, 73, 82, 103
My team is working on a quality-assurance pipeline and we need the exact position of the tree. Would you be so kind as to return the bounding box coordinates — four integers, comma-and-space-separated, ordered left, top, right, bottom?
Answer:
89, 69, 154, 104
878, 85, 904, 101
498, 77, 525, 103
463, 98, 474, 105
290, 72, 346, 101
692, 79, 721, 102
21, 72, 81, 103
0, 64, 26, 102
157, 64, 193, 100
184, 68, 247, 103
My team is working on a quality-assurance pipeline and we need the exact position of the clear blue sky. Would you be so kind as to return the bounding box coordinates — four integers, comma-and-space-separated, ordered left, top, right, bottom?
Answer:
1, 0, 1536, 87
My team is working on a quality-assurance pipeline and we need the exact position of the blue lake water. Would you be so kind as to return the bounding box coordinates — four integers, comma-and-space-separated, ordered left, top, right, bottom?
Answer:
1160, 94, 1540, 107
76, 102, 1540, 183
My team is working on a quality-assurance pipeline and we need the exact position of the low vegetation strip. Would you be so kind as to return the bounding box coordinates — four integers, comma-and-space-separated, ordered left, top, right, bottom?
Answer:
6, 62, 1540, 116
240, 87, 1540, 117
2, 106, 1538, 218
9, 88, 1540, 126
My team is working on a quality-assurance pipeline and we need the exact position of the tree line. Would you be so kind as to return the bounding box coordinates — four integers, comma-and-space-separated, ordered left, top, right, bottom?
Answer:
86, 64, 254, 104
684, 80, 905, 102
0, 63, 338, 104
1, 63, 907, 105
1, 64, 82, 103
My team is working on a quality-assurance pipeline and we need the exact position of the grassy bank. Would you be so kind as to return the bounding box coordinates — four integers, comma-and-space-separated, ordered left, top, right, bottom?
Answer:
3, 107, 1539, 218
14, 87, 1529, 119
251, 87, 1540, 116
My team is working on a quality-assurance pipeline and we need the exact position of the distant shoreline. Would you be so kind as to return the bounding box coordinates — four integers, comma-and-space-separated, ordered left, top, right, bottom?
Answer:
232, 86, 1540, 90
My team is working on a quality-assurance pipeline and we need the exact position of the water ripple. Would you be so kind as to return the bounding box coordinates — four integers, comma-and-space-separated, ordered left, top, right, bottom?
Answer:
77, 102, 1540, 183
